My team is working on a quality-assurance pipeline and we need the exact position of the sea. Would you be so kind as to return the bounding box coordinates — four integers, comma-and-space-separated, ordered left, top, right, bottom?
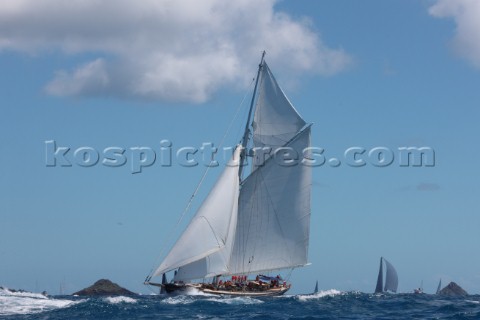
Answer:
1, 287, 479, 319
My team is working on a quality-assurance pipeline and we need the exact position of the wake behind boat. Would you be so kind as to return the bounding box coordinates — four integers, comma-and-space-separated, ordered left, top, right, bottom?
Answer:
145, 51, 313, 297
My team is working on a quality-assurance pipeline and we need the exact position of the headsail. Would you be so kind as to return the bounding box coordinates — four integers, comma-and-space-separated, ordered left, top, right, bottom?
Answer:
160, 274, 167, 294
153, 147, 241, 279
374, 257, 384, 293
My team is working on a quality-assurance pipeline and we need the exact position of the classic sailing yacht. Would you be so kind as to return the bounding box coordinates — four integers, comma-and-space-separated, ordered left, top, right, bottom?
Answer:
374, 257, 398, 294
144, 52, 312, 296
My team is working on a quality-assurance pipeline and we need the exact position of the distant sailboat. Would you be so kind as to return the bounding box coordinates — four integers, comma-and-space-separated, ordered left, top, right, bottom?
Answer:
414, 280, 423, 294
436, 279, 442, 294
374, 257, 398, 293
313, 280, 318, 294
144, 51, 312, 296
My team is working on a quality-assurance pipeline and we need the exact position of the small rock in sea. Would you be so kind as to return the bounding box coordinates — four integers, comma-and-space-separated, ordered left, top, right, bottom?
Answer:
438, 282, 468, 296
73, 279, 136, 296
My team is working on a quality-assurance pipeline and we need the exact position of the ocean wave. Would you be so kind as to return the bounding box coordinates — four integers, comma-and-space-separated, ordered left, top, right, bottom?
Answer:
161, 295, 196, 305
0, 287, 48, 299
0, 287, 84, 316
184, 287, 216, 296
296, 289, 343, 301
205, 296, 264, 305
103, 296, 137, 304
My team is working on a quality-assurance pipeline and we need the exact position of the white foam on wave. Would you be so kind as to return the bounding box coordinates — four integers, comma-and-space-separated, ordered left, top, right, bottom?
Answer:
466, 299, 480, 304
0, 287, 83, 316
0, 287, 48, 299
161, 295, 195, 305
103, 296, 137, 304
184, 287, 216, 296
160, 293, 263, 305
205, 296, 264, 305
296, 289, 343, 301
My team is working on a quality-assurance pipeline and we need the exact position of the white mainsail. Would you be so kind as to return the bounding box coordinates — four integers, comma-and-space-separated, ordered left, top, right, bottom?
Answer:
228, 62, 311, 275
151, 57, 311, 282
229, 127, 311, 274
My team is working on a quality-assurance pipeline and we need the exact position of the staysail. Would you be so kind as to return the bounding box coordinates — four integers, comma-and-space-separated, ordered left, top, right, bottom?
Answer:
374, 257, 384, 293
153, 147, 241, 279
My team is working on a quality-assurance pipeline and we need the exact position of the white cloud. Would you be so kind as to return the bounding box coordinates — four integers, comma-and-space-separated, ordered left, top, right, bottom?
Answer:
0, 0, 352, 103
429, 0, 480, 69
45, 59, 110, 96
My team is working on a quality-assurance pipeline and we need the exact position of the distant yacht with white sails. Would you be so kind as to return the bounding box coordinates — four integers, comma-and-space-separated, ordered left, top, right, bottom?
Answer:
145, 51, 313, 296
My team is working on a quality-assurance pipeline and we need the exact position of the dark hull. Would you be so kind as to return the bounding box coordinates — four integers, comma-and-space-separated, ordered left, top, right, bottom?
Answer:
200, 286, 290, 296
163, 283, 190, 294
162, 283, 290, 296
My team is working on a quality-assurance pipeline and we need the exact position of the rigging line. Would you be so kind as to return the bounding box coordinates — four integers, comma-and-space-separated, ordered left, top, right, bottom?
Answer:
239, 51, 266, 180
200, 216, 225, 247
218, 77, 256, 151
285, 268, 294, 281
147, 77, 256, 279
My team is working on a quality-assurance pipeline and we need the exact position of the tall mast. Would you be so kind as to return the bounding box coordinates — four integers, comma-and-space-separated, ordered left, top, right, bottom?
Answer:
239, 50, 266, 180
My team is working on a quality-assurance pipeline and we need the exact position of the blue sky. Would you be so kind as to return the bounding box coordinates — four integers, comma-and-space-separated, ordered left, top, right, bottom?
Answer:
1, 0, 480, 295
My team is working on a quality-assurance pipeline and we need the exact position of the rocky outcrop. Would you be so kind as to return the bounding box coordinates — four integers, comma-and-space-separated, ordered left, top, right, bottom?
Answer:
73, 279, 135, 296
438, 282, 468, 296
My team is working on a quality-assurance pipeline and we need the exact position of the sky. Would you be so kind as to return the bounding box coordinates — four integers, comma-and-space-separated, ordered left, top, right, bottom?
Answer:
1, 0, 479, 295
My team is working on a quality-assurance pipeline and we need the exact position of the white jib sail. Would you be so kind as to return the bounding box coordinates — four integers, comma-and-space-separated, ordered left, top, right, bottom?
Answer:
153, 147, 241, 278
